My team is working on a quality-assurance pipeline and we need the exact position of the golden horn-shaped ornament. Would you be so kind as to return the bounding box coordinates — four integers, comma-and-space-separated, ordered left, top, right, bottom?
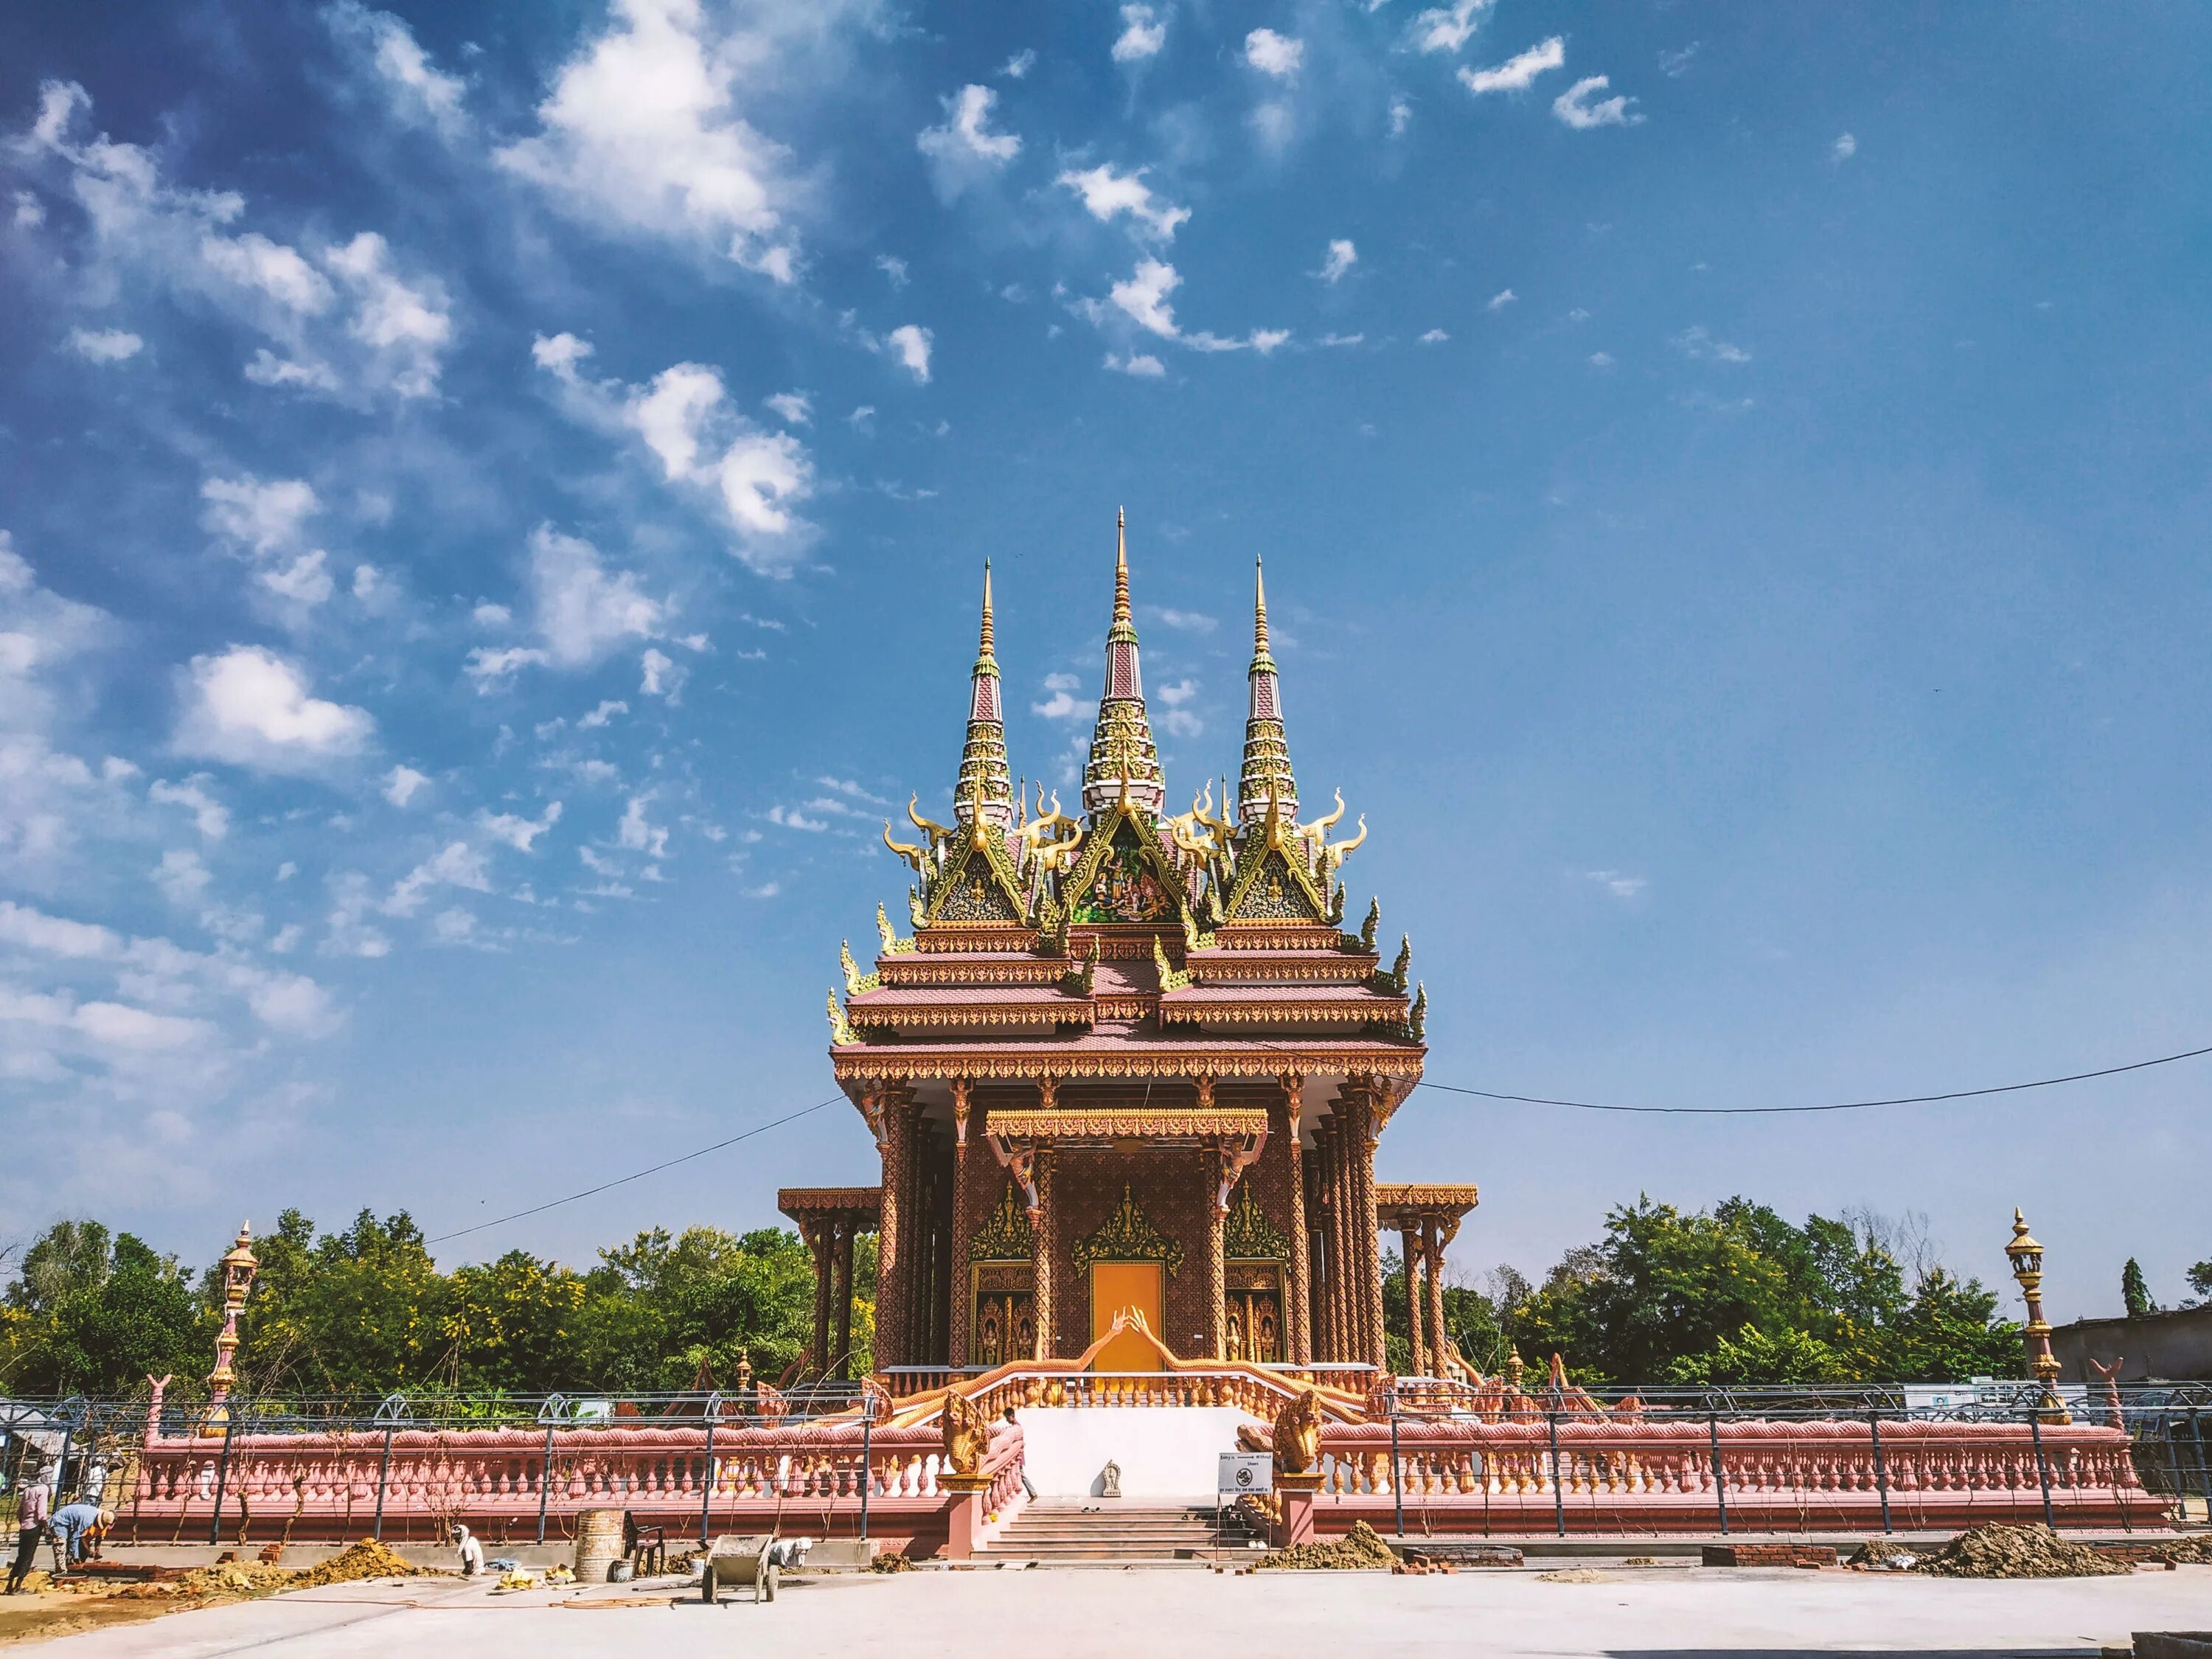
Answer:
909, 793, 953, 841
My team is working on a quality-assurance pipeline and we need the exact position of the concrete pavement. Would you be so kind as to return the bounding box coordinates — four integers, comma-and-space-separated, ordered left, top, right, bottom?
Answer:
20, 1562, 2212, 1658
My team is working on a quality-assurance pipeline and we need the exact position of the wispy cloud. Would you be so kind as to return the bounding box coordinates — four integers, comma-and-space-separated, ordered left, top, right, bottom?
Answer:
1673, 324, 1751, 364
1460, 37, 1565, 95
1553, 76, 1644, 130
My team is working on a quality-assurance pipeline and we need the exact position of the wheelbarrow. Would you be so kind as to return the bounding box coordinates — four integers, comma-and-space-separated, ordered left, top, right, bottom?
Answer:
701, 1533, 777, 1604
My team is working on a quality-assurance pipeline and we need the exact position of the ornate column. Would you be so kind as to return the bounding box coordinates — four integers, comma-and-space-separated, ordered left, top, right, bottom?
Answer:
1425, 1217, 1453, 1378
867, 1082, 910, 1370
1399, 1223, 1426, 1377
1030, 1147, 1055, 1360
204, 1223, 258, 1431
1280, 1074, 1312, 1364
948, 1079, 974, 1369
1331, 1114, 1354, 1363
805, 1221, 833, 1377
831, 1220, 856, 1380
1352, 1085, 1387, 1376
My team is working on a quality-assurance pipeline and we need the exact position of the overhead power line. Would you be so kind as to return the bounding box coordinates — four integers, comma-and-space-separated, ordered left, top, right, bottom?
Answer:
1413, 1041, 2212, 1115
426, 1099, 838, 1245
426, 1040, 2212, 1247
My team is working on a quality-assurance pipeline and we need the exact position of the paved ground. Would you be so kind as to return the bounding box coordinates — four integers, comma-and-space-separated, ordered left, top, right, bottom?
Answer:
13, 1562, 2212, 1658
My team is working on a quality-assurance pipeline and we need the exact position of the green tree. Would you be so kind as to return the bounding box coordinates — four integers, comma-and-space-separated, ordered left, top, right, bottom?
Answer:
2188, 1259, 2212, 1307
1, 1223, 210, 1395
2121, 1257, 2155, 1318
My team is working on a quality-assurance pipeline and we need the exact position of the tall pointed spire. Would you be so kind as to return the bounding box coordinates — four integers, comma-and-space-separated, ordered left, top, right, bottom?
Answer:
1082, 508, 1165, 818
956, 561, 1013, 829
1239, 558, 1298, 825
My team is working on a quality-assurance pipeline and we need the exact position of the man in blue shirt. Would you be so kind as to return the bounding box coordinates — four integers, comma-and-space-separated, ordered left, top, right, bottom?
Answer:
48, 1503, 108, 1567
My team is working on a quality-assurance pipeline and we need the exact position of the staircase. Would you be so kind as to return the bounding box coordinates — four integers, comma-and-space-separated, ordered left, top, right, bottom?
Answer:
975, 1500, 1265, 1565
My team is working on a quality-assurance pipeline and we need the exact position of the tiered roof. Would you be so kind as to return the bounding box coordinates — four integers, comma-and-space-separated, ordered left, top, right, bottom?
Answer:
835, 517, 1425, 1096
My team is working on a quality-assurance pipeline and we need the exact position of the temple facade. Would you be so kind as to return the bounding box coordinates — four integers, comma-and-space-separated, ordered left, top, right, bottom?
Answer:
783, 515, 1476, 1380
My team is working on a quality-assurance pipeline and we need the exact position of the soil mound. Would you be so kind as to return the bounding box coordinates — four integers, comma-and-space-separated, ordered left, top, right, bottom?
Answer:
286, 1538, 427, 1590
1256, 1519, 1397, 1571
1913, 1524, 2130, 1579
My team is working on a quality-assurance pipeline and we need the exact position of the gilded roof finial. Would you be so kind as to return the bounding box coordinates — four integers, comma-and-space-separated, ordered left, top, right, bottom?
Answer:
979, 560, 995, 661
1254, 558, 1269, 649
1112, 507, 1132, 629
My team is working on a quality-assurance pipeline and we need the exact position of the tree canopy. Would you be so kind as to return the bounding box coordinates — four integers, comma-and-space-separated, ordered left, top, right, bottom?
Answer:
1388, 1196, 2027, 1387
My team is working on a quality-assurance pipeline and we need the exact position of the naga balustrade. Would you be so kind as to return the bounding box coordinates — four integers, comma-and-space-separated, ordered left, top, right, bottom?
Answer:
123, 1422, 981, 1548
1298, 1417, 2154, 1534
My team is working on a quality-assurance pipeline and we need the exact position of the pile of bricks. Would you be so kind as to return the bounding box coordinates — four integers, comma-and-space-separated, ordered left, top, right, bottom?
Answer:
1701, 1543, 1838, 1568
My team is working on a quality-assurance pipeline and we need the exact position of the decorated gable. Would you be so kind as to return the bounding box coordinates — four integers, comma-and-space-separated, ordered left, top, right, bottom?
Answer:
926, 837, 1028, 925
1224, 839, 1325, 923
1068, 809, 1181, 925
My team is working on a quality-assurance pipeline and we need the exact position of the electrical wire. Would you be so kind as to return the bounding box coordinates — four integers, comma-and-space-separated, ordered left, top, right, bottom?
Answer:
427, 1099, 839, 1244
428, 1038, 2212, 1246
1410, 1042, 2212, 1115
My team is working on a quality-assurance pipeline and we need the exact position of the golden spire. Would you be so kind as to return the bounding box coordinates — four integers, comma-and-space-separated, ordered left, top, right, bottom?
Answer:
1112, 506, 1131, 630
1254, 557, 1269, 651
979, 560, 995, 660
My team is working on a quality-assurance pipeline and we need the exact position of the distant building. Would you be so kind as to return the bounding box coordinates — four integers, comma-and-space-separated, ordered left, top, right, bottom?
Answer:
2049, 1306, 2212, 1382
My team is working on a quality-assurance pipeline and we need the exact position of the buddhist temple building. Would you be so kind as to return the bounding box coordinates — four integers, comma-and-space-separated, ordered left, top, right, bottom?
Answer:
783, 514, 1477, 1380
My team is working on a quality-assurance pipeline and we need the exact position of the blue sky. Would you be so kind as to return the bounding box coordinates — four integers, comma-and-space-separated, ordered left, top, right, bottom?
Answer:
4, 1, 2209, 1322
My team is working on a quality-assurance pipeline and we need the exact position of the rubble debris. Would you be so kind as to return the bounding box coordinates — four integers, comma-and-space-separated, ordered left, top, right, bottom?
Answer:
1913, 1524, 2132, 1579
286, 1539, 428, 1590
1255, 1519, 1397, 1571
868, 1552, 915, 1573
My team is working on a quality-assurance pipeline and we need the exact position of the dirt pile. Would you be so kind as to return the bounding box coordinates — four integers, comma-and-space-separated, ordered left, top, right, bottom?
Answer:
287, 1538, 428, 1590
115, 1562, 292, 1601
1914, 1524, 2132, 1579
1256, 1520, 1397, 1571
868, 1552, 915, 1574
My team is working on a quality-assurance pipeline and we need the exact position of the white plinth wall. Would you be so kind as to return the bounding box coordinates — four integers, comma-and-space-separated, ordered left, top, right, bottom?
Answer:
1011, 1407, 1260, 1500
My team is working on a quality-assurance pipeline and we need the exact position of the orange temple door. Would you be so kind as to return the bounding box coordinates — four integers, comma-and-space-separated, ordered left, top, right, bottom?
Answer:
1089, 1262, 1166, 1369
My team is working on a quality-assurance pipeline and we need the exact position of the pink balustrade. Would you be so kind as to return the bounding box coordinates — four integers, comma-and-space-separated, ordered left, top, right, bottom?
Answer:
1303, 1416, 2157, 1534
125, 1422, 971, 1551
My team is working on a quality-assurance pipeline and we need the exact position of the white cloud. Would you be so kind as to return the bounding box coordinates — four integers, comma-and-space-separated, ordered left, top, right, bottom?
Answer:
1659, 44, 1700, 78
1057, 164, 1191, 241
259, 549, 335, 605
1411, 0, 1495, 55
540, 344, 817, 571
885, 324, 933, 384
1104, 352, 1166, 378
1316, 239, 1357, 284
1553, 75, 1643, 130
463, 645, 552, 691
874, 254, 908, 286
527, 525, 668, 667
1319, 332, 1364, 347
1389, 99, 1412, 137
1673, 324, 1750, 364
1155, 678, 1201, 739
201, 476, 318, 554
67, 327, 142, 363
577, 699, 628, 729
1419, 327, 1450, 344
13, 190, 44, 226
149, 775, 229, 840
1486, 288, 1517, 311
1459, 37, 1565, 94
767, 803, 826, 832
328, 2, 467, 134
619, 793, 669, 856
1244, 29, 1304, 78
321, 231, 453, 397
1109, 258, 1181, 338
917, 85, 1020, 193
495, 0, 800, 281
1112, 4, 1166, 63
1832, 131, 1857, 161
640, 646, 685, 698
174, 646, 374, 773
1002, 49, 1036, 79
152, 846, 212, 906
21, 86, 452, 398
383, 764, 429, 806
1588, 350, 1614, 368
385, 840, 491, 916
473, 602, 512, 627
478, 801, 563, 852
765, 390, 811, 425
1150, 608, 1215, 633
1585, 869, 1646, 899
1032, 671, 1088, 720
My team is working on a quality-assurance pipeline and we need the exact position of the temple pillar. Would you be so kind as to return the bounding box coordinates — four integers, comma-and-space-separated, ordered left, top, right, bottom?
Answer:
1281, 1077, 1312, 1365
1400, 1224, 1425, 1377
1424, 1220, 1450, 1378
948, 1082, 974, 1369
873, 1084, 911, 1370
1330, 1115, 1354, 1364
1206, 1153, 1228, 1360
805, 1221, 832, 1377
1351, 1087, 1386, 1376
1030, 1148, 1054, 1360
831, 1221, 856, 1380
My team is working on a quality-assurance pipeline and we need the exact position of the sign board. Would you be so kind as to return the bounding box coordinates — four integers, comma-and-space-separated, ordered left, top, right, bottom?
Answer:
1217, 1452, 1273, 1495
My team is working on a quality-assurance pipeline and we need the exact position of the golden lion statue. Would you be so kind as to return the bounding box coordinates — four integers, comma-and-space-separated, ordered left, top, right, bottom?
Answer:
1270, 1386, 1324, 1477
941, 1389, 991, 1475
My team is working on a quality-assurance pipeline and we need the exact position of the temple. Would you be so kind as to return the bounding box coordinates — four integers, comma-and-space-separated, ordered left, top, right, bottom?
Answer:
784, 514, 1478, 1379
